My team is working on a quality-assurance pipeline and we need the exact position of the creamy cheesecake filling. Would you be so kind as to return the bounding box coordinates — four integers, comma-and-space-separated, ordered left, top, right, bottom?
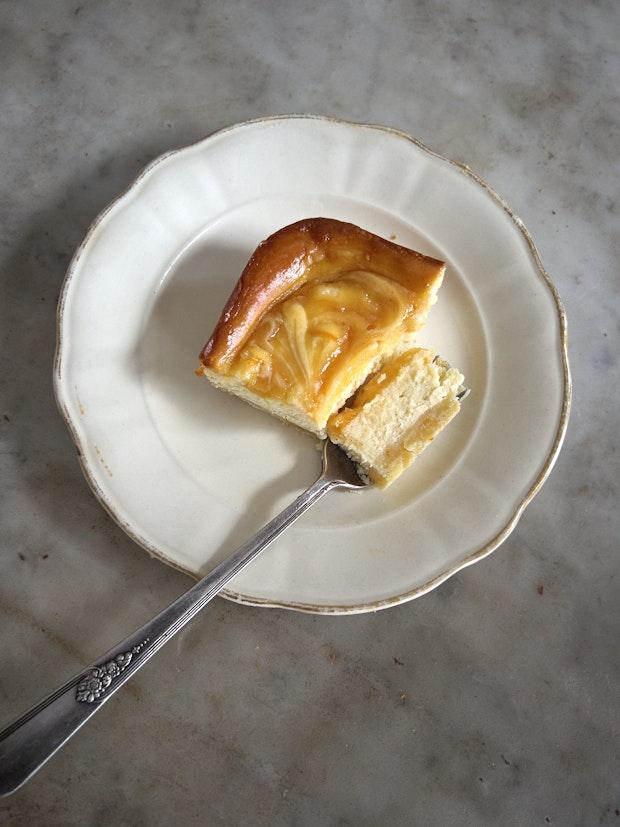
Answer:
327, 348, 464, 486
223, 270, 421, 423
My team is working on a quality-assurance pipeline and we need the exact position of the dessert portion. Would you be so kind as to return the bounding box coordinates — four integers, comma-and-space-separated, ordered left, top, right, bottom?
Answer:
198, 218, 467, 488
198, 218, 446, 436
327, 348, 464, 487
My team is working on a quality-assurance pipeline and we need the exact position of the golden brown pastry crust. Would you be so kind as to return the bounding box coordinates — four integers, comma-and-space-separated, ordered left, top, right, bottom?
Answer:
200, 218, 445, 370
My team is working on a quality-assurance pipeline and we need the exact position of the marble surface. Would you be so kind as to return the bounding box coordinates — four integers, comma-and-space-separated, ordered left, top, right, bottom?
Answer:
0, 1, 618, 823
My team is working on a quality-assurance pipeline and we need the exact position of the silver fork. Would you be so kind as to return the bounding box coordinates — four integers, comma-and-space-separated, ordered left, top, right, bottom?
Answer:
0, 440, 366, 796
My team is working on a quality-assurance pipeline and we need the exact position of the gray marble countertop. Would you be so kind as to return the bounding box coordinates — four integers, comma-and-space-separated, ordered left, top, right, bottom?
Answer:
1, 1, 618, 824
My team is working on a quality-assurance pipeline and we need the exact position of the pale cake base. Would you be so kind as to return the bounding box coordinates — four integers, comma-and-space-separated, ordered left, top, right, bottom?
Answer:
200, 346, 397, 438
327, 348, 464, 487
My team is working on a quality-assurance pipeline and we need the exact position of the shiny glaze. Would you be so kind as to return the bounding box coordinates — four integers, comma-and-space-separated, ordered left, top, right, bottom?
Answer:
228, 270, 415, 421
200, 219, 445, 422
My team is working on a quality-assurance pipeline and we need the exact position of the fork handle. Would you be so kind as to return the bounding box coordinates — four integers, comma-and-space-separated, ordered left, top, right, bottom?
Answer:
0, 476, 335, 796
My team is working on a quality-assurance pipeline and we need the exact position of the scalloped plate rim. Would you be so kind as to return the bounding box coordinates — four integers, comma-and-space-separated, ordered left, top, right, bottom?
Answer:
54, 114, 571, 614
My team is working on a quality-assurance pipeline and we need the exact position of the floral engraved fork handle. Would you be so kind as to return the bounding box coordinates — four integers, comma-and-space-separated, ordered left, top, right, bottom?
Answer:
76, 641, 149, 703
0, 442, 363, 796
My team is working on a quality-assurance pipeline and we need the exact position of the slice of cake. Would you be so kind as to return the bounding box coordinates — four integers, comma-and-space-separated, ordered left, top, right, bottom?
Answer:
327, 348, 465, 487
198, 219, 446, 437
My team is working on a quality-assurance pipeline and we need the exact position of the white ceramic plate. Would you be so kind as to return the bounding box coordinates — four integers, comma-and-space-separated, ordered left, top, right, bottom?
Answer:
55, 116, 570, 614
